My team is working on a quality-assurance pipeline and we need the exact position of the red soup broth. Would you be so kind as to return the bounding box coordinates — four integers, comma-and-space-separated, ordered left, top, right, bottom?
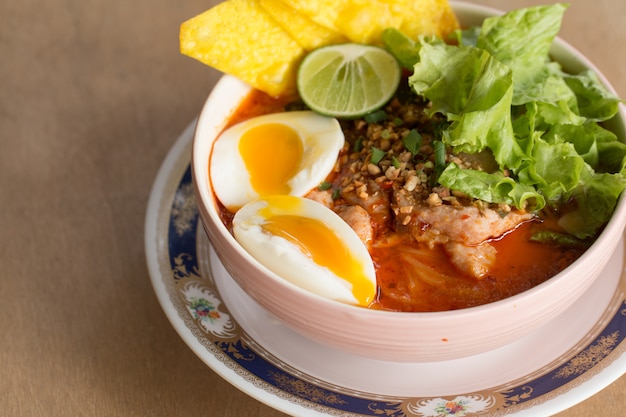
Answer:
212, 89, 590, 312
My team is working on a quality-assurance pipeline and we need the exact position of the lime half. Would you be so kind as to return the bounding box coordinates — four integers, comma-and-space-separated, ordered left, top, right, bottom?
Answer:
297, 43, 401, 119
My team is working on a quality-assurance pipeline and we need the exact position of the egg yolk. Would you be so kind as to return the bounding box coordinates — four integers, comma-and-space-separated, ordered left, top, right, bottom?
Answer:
259, 202, 375, 307
238, 123, 303, 196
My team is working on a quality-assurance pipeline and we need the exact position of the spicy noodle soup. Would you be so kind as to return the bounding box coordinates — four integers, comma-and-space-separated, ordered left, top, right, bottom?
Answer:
212, 87, 590, 312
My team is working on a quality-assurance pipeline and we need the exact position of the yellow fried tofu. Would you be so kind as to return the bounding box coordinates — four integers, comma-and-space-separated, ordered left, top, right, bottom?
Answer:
259, 0, 348, 50
180, 0, 305, 97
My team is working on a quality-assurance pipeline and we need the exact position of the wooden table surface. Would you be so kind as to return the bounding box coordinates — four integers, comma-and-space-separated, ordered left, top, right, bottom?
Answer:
2, 0, 624, 415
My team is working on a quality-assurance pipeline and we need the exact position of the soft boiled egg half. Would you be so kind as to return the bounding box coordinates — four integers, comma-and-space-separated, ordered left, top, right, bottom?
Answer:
210, 111, 344, 211
233, 195, 377, 307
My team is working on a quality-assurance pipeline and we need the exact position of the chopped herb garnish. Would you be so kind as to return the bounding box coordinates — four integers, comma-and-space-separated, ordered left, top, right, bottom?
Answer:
370, 146, 386, 165
381, 129, 391, 139
393, 117, 404, 126
433, 121, 448, 141
392, 156, 401, 169
332, 188, 341, 200
433, 140, 446, 182
353, 136, 364, 152
318, 181, 332, 191
402, 129, 422, 155
364, 109, 387, 124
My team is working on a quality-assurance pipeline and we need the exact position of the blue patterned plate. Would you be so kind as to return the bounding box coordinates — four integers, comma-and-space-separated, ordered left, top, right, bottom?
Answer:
145, 121, 626, 417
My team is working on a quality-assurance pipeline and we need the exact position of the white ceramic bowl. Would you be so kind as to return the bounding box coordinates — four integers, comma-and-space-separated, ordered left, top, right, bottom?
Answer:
191, 2, 626, 362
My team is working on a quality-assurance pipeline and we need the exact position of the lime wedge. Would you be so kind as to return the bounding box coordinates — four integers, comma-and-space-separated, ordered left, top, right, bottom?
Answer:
297, 43, 401, 119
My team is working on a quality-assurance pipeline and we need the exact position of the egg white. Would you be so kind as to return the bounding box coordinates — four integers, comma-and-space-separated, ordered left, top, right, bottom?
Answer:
210, 111, 344, 211
232, 195, 377, 306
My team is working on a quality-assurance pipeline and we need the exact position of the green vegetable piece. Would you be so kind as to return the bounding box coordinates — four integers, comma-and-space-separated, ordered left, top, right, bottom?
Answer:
405, 4, 625, 239
318, 181, 332, 191
477, 4, 569, 104
370, 146, 386, 165
564, 70, 623, 122
522, 138, 585, 201
353, 136, 364, 152
438, 163, 545, 210
433, 140, 446, 181
381, 28, 421, 69
409, 41, 525, 172
364, 109, 387, 124
402, 129, 422, 155
455, 26, 481, 47
529, 230, 588, 247
558, 169, 626, 239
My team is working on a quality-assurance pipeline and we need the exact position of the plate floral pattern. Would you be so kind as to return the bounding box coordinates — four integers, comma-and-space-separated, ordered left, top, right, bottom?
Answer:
146, 123, 626, 417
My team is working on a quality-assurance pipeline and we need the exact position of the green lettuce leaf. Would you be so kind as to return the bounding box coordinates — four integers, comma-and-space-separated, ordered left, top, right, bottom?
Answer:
563, 70, 623, 121
455, 26, 481, 48
599, 138, 626, 173
402, 4, 625, 239
558, 169, 626, 239
476, 4, 569, 104
542, 121, 625, 171
408, 41, 527, 171
512, 63, 584, 124
438, 163, 545, 210
381, 28, 421, 70
519, 138, 585, 201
